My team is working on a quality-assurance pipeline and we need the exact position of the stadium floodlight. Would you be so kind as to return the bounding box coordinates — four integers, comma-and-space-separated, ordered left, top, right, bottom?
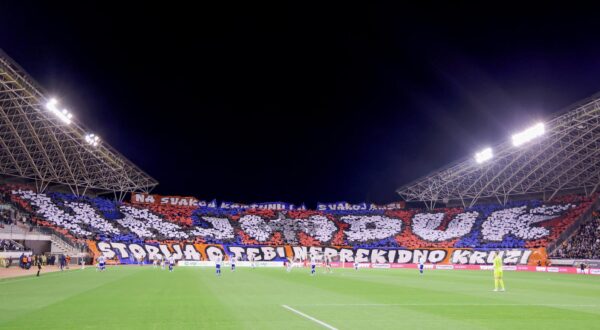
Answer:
45, 98, 73, 125
474, 147, 493, 164
85, 133, 100, 147
512, 122, 545, 147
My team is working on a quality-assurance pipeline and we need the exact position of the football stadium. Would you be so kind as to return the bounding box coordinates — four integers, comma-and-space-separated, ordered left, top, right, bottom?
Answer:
2, 6, 600, 330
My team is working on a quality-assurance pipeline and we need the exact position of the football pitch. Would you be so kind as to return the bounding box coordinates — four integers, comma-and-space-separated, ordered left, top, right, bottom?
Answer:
1, 266, 599, 329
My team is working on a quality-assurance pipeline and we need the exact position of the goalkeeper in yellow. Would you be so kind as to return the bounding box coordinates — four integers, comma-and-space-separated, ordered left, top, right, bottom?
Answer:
493, 252, 505, 292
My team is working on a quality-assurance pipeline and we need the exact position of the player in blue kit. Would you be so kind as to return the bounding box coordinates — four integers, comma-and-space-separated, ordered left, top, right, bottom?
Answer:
168, 255, 175, 272
97, 255, 106, 272
418, 256, 424, 275
216, 256, 222, 276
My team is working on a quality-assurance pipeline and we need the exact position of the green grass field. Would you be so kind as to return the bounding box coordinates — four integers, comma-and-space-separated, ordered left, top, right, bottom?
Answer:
1, 266, 599, 329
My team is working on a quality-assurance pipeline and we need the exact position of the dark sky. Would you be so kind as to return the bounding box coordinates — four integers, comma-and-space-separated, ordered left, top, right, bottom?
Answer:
2, 2, 600, 206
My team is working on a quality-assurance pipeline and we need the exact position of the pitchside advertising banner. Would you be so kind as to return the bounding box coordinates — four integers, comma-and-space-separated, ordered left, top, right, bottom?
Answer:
87, 241, 547, 266
130, 193, 405, 211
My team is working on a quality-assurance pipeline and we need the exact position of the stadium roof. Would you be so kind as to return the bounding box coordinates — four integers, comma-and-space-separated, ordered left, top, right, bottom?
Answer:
397, 91, 600, 208
0, 49, 158, 196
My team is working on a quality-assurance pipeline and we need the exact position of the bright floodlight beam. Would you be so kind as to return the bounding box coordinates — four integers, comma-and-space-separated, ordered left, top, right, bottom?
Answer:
512, 122, 545, 147
85, 133, 100, 147
474, 147, 493, 164
45, 98, 73, 125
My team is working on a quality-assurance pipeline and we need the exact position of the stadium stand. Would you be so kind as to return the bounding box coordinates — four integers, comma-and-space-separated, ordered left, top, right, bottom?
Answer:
1, 184, 595, 252
0, 239, 23, 251
551, 213, 600, 259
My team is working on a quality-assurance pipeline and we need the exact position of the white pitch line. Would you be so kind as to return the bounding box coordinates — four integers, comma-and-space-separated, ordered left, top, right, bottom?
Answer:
282, 304, 338, 330
294, 303, 599, 307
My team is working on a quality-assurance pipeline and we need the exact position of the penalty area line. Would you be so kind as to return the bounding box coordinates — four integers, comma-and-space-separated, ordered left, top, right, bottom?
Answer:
281, 304, 338, 330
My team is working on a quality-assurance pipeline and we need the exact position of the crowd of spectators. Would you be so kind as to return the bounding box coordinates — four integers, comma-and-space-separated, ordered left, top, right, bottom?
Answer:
481, 204, 573, 241
0, 239, 23, 251
1, 186, 596, 250
119, 206, 189, 240
0, 209, 13, 227
551, 214, 600, 259
412, 211, 478, 242
0, 196, 17, 229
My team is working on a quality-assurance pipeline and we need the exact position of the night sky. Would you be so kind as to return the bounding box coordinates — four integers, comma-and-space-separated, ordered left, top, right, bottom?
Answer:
2, 3, 600, 206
